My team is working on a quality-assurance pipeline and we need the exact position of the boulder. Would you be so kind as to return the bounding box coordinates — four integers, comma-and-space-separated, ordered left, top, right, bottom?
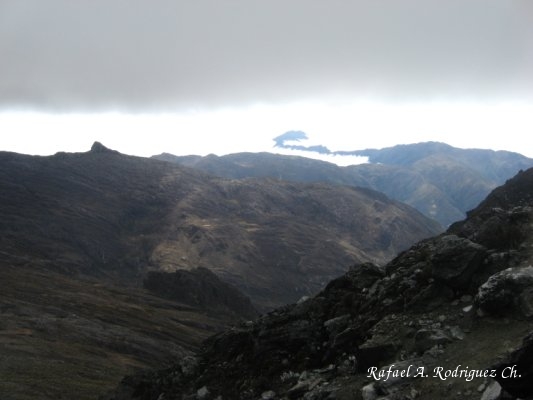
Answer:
261, 390, 277, 400
475, 266, 533, 317
382, 235, 487, 311
414, 329, 452, 353
427, 235, 487, 289
480, 381, 501, 400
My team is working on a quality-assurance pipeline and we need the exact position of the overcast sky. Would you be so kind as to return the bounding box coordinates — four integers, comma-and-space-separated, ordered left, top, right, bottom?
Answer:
1, 0, 532, 160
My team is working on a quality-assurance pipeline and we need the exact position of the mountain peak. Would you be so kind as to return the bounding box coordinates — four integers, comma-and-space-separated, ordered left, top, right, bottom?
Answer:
90, 141, 118, 154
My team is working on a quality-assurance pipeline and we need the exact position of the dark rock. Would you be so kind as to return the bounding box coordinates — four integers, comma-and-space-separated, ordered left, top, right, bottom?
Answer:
180, 356, 199, 377
426, 235, 487, 289
414, 329, 452, 353
323, 314, 350, 336
475, 266, 533, 317
346, 262, 386, 289
332, 327, 359, 349
359, 341, 398, 368
493, 332, 533, 399
450, 205, 532, 251
382, 235, 487, 311
449, 168, 533, 250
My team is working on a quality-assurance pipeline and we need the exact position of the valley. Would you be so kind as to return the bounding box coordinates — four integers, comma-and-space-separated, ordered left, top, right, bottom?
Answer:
106, 166, 533, 400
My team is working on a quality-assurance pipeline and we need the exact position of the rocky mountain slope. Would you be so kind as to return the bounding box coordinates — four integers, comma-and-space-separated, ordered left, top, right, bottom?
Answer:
154, 142, 533, 226
106, 168, 533, 400
0, 143, 440, 309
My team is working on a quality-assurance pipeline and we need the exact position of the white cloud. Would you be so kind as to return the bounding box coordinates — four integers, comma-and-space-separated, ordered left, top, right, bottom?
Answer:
273, 147, 368, 166
1, 101, 532, 162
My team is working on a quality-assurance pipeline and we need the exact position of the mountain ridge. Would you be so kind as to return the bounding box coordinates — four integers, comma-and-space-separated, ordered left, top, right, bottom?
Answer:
153, 141, 533, 226
0, 143, 442, 398
0, 144, 440, 310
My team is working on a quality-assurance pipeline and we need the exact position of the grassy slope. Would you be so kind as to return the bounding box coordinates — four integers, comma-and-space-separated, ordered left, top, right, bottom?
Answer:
0, 265, 227, 400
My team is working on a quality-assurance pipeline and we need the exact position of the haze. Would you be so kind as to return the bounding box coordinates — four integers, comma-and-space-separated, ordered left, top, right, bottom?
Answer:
1, 1, 532, 160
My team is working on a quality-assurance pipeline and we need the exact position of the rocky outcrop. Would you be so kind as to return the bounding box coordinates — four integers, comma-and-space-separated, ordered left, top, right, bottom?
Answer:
380, 234, 487, 312
103, 230, 506, 399
475, 266, 533, 317
449, 168, 533, 250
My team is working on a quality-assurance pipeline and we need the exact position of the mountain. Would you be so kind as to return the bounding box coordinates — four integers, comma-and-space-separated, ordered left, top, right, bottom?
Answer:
105, 168, 533, 400
0, 144, 242, 400
346, 142, 533, 225
0, 143, 439, 310
153, 142, 533, 226
154, 151, 350, 183
0, 143, 441, 399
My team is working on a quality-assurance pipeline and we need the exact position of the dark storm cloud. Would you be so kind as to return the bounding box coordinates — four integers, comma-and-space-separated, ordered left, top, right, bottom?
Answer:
1, 0, 532, 111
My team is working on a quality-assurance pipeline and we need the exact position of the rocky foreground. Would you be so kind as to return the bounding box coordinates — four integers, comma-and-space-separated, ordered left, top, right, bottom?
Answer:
105, 168, 533, 400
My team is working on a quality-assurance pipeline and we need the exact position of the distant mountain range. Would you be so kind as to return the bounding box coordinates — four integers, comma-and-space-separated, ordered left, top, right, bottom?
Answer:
154, 140, 533, 226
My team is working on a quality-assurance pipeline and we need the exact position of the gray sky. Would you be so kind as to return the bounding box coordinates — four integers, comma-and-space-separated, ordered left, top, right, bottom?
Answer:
1, 0, 533, 159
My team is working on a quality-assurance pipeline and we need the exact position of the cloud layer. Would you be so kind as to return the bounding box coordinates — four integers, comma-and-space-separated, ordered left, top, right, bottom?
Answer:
1, 0, 532, 111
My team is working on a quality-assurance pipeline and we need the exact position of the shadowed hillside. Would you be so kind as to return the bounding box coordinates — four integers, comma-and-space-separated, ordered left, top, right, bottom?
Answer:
0, 143, 440, 309
0, 143, 443, 399
0, 264, 227, 400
